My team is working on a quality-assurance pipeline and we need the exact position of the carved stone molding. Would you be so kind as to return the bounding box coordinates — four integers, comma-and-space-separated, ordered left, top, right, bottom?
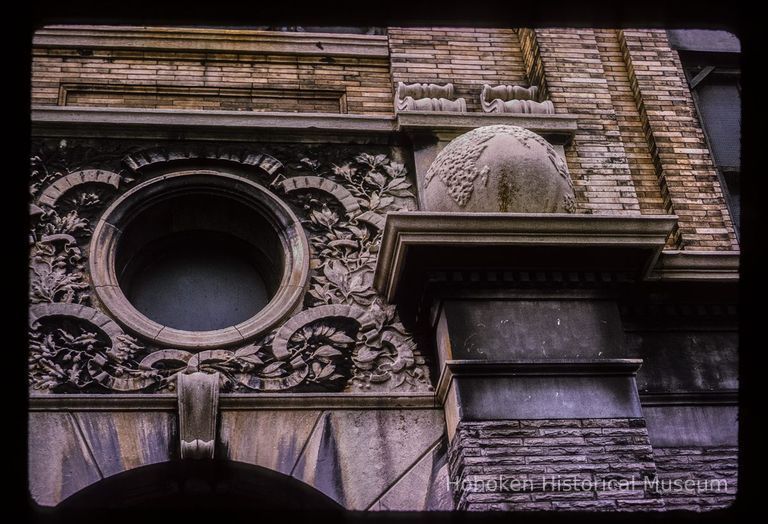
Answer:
29, 141, 432, 394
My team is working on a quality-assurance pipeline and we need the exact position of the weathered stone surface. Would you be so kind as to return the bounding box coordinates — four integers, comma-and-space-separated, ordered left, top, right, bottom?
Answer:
440, 299, 626, 362
292, 409, 445, 510
73, 411, 174, 477
220, 410, 322, 475
423, 125, 574, 213
372, 439, 453, 511
28, 412, 102, 506
177, 371, 219, 460
451, 375, 643, 420
644, 406, 738, 447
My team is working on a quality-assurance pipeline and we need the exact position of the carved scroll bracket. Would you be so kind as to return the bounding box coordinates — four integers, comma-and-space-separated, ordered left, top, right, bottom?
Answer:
178, 371, 220, 460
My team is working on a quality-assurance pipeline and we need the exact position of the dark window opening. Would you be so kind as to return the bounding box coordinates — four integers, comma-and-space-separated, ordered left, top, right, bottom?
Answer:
670, 31, 741, 238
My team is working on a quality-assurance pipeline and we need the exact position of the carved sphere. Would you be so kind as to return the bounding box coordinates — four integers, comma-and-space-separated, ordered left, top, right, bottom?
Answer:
423, 125, 576, 213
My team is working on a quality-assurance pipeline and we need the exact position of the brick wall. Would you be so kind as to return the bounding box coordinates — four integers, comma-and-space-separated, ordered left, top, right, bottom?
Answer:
619, 29, 738, 250
31, 48, 392, 115
30, 26, 739, 251
388, 28, 528, 112
531, 29, 642, 215
447, 419, 664, 511
653, 447, 737, 510
595, 29, 666, 214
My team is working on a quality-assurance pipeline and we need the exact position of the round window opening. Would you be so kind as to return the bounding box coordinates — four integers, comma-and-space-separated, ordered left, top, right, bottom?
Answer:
90, 170, 309, 350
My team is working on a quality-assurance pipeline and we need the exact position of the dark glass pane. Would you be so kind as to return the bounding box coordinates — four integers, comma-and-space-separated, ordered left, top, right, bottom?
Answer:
723, 170, 740, 233
667, 30, 741, 53
695, 80, 741, 170
124, 231, 270, 332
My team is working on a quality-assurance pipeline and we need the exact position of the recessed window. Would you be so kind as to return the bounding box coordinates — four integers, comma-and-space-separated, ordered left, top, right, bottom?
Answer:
116, 194, 279, 331
90, 170, 309, 350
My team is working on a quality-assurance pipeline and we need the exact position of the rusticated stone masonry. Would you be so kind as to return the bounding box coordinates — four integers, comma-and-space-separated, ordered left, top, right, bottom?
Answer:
653, 447, 738, 510
447, 419, 665, 511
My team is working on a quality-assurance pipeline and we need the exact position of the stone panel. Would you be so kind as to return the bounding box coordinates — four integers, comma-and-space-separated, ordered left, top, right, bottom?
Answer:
28, 412, 102, 507
73, 411, 174, 477
220, 410, 322, 475
292, 409, 446, 510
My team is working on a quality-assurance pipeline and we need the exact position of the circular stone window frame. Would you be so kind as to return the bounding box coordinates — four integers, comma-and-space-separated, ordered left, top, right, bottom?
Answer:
90, 169, 310, 350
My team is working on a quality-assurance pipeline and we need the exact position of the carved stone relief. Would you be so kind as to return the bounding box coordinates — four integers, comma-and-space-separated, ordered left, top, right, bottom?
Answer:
423, 125, 576, 213
480, 84, 555, 114
29, 141, 432, 394
395, 82, 467, 112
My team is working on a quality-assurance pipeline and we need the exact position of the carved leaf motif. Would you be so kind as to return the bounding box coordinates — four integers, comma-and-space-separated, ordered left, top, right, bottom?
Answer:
315, 363, 336, 380
327, 332, 355, 345
314, 346, 343, 358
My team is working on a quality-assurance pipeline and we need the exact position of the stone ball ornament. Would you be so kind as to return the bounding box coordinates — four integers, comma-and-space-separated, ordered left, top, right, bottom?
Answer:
423, 125, 576, 213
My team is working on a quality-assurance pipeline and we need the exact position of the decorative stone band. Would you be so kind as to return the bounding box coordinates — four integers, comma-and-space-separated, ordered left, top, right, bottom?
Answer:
123, 146, 284, 175
29, 303, 158, 391
395, 82, 467, 113
436, 359, 645, 441
480, 84, 554, 114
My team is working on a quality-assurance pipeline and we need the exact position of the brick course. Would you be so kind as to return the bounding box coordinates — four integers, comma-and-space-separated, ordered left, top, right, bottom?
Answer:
31, 48, 392, 115
531, 29, 642, 215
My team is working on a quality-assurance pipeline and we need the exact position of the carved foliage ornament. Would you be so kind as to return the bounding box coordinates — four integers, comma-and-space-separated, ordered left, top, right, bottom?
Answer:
29, 143, 432, 394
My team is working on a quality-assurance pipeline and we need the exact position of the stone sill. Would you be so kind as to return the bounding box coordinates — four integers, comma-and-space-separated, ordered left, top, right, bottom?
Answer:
33, 25, 390, 58
374, 212, 678, 302
32, 106, 397, 135
397, 111, 579, 144
28, 392, 438, 411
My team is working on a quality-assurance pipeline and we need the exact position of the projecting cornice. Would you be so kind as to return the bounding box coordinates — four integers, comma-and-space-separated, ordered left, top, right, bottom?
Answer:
33, 25, 390, 59
373, 212, 678, 302
648, 250, 740, 281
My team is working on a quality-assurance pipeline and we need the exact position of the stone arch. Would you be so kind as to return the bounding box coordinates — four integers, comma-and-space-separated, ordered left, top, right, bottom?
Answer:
54, 460, 344, 511
36, 169, 122, 208
275, 175, 361, 215
122, 146, 284, 177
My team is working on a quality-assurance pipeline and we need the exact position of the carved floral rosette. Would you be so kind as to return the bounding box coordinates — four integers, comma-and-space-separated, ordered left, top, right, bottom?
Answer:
29, 142, 432, 394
